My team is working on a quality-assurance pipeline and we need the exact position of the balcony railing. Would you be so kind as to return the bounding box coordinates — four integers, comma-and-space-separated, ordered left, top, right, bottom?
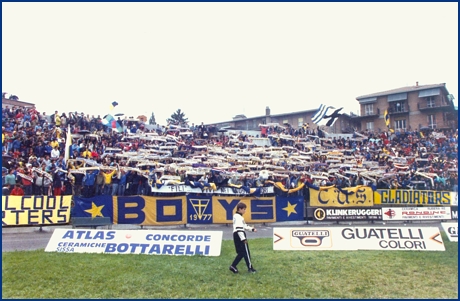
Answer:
418, 102, 451, 110
419, 121, 456, 130
352, 108, 380, 118
387, 106, 409, 114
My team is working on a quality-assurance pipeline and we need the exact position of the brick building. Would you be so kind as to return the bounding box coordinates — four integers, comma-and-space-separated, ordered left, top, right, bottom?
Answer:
210, 106, 355, 134
352, 82, 457, 133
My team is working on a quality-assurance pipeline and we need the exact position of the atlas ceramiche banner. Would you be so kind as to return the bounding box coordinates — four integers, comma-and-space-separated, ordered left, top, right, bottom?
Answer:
45, 229, 223, 256
382, 207, 451, 221
273, 227, 445, 251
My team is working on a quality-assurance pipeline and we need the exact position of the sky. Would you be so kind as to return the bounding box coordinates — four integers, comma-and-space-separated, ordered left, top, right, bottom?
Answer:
2, 2, 458, 126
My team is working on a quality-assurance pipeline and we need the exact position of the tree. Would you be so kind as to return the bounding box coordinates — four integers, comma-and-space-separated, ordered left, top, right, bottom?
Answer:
167, 109, 188, 126
149, 112, 156, 125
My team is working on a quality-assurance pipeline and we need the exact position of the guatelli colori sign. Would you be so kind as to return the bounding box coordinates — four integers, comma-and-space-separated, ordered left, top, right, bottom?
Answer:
273, 227, 445, 251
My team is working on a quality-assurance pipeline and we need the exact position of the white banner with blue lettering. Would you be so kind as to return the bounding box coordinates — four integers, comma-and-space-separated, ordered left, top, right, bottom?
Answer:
45, 229, 223, 256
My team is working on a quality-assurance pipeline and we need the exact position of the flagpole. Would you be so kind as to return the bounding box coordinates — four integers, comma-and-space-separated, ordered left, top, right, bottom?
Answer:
64, 124, 72, 163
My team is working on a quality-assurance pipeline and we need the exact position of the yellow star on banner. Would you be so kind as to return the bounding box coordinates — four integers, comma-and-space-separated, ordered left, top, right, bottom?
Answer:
84, 202, 105, 218
282, 201, 297, 217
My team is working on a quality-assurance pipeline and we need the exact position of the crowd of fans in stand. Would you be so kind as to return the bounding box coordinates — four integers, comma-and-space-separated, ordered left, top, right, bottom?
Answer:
2, 104, 458, 198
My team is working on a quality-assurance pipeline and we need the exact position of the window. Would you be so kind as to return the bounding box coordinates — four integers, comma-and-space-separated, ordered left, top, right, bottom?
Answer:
298, 118, 303, 127
428, 114, 436, 129
427, 97, 435, 108
364, 104, 374, 115
393, 101, 405, 112
283, 119, 288, 125
394, 119, 406, 130
366, 122, 374, 131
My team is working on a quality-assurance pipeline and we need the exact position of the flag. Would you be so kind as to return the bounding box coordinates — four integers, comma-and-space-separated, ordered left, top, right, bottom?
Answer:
110, 101, 119, 110
312, 104, 335, 126
275, 196, 304, 222
323, 107, 343, 127
64, 124, 72, 162
384, 109, 390, 127
102, 114, 123, 133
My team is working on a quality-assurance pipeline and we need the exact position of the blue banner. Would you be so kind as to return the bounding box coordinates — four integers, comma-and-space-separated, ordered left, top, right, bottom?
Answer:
72, 195, 306, 226
187, 194, 213, 224
275, 196, 304, 222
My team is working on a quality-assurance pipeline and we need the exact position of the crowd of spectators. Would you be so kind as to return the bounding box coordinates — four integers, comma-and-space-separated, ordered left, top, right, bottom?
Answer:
2, 104, 458, 199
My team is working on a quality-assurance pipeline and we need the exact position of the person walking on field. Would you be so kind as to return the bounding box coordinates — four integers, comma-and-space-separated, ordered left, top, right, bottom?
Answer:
229, 202, 257, 274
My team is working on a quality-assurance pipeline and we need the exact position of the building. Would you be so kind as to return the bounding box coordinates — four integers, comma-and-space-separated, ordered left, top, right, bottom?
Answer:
353, 82, 457, 133
210, 106, 355, 135
2, 93, 36, 110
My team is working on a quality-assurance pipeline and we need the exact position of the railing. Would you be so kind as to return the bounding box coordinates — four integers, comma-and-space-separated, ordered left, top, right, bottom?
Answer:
387, 106, 409, 114
418, 102, 451, 110
353, 108, 380, 117
419, 122, 454, 129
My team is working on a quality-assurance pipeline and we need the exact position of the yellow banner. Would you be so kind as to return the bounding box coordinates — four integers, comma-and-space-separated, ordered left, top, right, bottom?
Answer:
112, 196, 187, 226
374, 189, 454, 206
2, 195, 71, 226
212, 196, 276, 223
309, 186, 374, 207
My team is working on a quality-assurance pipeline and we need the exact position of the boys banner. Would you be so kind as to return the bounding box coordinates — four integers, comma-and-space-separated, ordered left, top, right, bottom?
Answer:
73, 196, 187, 226
73, 195, 305, 226
309, 186, 374, 207
2, 195, 71, 226
374, 189, 454, 206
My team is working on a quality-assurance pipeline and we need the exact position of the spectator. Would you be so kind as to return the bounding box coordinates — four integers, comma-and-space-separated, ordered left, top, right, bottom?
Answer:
10, 183, 25, 196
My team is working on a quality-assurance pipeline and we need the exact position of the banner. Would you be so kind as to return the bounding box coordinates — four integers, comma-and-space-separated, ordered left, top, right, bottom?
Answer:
382, 207, 451, 221
441, 223, 458, 242
212, 197, 277, 224
73, 196, 187, 226
275, 196, 304, 222
45, 229, 223, 256
273, 226, 445, 251
374, 189, 454, 206
187, 194, 213, 224
2, 195, 71, 226
312, 207, 383, 221
73, 195, 304, 226
451, 206, 458, 220
152, 184, 274, 195
309, 186, 374, 207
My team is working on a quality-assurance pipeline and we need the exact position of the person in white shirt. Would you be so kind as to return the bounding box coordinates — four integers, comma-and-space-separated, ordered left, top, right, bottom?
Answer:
229, 202, 257, 274
50, 146, 60, 159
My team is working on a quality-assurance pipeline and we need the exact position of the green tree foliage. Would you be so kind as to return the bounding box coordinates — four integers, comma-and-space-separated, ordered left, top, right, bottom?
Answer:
149, 112, 156, 125
167, 109, 188, 126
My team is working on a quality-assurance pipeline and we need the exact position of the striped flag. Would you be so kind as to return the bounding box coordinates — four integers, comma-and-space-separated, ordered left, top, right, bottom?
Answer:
384, 109, 390, 127
312, 104, 335, 126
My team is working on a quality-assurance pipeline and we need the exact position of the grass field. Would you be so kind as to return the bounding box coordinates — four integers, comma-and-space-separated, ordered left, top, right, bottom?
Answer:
2, 233, 458, 299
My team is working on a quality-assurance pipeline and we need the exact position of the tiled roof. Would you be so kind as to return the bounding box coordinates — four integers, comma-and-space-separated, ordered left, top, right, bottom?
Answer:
356, 83, 447, 100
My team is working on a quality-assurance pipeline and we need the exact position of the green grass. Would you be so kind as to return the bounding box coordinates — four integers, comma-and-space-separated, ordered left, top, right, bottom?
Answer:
2, 234, 458, 299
